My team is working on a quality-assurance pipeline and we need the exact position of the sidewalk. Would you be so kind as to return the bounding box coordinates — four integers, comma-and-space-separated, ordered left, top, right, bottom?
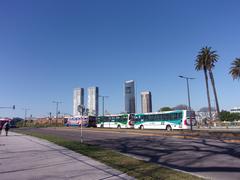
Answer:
0, 131, 134, 180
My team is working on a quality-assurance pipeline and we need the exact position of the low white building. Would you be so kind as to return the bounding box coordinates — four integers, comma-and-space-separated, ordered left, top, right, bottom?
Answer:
230, 107, 240, 113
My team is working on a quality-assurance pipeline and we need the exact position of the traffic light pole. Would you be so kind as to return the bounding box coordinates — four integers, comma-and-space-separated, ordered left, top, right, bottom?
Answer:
0, 105, 15, 110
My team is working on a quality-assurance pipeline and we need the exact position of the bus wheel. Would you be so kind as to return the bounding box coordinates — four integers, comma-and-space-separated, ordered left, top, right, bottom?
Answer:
100, 124, 103, 128
166, 125, 172, 131
117, 125, 121, 129
140, 125, 144, 130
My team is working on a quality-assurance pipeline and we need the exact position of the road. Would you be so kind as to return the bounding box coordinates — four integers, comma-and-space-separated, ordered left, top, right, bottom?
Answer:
16, 127, 240, 180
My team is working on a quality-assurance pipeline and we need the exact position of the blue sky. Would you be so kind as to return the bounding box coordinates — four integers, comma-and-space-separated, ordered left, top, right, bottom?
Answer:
0, 0, 240, 118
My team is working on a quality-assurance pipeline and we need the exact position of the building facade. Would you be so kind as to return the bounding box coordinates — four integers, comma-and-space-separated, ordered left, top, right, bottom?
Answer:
141, 91, 152, 113
88, 87, 99, 116
73, 88, 84, 116
124, 80, 135, 113
230, 107, 240, 113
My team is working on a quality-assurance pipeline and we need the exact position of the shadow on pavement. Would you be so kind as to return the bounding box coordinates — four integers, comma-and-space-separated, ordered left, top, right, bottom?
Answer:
87, 136, 240, 173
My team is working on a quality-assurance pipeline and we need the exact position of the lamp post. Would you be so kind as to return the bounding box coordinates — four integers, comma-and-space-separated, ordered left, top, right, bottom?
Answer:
99, 95, 109, 116
99, 95, 109, 128
52, 101, 62, 127
178, 75, 195, 131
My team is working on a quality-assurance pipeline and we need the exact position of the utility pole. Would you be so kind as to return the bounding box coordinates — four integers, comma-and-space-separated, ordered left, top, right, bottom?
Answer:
22, 108, 30, 126
178, 75, 195, 131
99, 95, 109, 116
52, 101, 62, 126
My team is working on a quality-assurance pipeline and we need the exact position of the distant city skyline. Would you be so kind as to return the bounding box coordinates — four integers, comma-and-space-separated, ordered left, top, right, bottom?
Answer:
0, 0, 240, 118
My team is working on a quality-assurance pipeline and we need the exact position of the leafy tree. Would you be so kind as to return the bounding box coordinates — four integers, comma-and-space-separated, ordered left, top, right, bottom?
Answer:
172, 104, 188, 110
159, 107, 172, 112
232, 113, 240, 121
229, 58, 240, 80
219, 111, 240, 122
219, 111, 231, 121
199, 107, 216, 112
195, 46, 220, 117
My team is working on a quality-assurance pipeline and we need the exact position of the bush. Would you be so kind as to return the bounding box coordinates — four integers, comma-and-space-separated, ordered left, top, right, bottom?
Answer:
219, 111, 240, 121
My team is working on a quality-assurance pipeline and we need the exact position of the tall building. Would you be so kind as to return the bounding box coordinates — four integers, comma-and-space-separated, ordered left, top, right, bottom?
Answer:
141, 91, 152, 113
73, 88, 84, 116
124, 80, 135, 113
88, 87, 99, 116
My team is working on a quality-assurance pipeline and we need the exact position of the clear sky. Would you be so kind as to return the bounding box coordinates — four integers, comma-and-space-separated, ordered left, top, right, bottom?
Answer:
0, 0, 240, 118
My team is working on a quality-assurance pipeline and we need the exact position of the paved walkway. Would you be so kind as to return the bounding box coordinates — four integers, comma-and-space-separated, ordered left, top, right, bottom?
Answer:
0, 131, 134, 180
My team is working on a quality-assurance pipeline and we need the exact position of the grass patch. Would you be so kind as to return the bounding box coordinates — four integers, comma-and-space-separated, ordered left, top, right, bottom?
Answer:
17, 130, 203, 180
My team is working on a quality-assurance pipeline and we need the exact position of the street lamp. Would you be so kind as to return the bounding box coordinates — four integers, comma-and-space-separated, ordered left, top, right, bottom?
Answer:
178, 75, 195, 131
99, 95, 109, 116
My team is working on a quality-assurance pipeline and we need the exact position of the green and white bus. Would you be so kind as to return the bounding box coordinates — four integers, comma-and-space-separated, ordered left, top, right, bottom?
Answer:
134, 110, 196, 131
96, 114, 134, 129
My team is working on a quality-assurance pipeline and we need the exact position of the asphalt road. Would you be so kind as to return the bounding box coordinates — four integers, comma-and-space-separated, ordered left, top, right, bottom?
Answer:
16, 127, 240, 180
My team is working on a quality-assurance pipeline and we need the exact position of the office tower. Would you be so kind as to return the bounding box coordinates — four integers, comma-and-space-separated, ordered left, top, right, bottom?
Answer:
141, 91, 152, 113
73, 88, 84, 116
124, 80, 135, 113
88, 87, 99, 116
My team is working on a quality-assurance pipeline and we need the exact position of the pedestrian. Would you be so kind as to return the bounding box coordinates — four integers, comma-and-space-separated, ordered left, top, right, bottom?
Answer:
0, 121, 4, 135
4, 122, 10, 136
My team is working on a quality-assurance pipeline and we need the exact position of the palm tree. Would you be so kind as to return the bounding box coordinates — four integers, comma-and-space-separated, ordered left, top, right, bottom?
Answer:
229, 58, 240, 80
195, 47, 212, 120
196, 47, 220, 119
204, 47, 220, 116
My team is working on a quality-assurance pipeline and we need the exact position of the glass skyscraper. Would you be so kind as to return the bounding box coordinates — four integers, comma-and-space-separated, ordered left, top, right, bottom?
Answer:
88, 86, 99, 116
73, 88, 84, 116
124, 80, 135, 113
141, 91, 152, 113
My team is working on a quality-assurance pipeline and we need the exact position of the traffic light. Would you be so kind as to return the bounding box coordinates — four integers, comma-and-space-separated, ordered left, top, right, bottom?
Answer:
13, 105, 15, 110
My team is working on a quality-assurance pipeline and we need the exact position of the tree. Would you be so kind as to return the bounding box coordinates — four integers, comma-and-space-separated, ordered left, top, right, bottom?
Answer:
199, 107, 216, 112
195, 46, 220, 118
205, 47, 220, 115
172, 104, 188, 110
229, 58, 240, 80
159, 107, 172, 112
219, 111, 240, 122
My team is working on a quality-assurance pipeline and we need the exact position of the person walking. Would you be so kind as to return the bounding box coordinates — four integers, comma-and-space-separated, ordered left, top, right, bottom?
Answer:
4, 122, 10, 136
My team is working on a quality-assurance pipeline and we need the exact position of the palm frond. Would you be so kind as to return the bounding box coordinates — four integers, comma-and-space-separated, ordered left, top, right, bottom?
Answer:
230, 58, 240, 80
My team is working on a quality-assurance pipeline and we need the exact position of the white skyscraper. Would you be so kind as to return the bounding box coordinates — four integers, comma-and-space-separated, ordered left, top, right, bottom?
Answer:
124, 80, 135, 113
141, 91, 152, 113
73, 88, 84, 116
88, 87, 99, 116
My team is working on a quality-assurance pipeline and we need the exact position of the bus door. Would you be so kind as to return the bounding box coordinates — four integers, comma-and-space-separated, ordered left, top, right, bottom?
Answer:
103, 116, 110, 128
